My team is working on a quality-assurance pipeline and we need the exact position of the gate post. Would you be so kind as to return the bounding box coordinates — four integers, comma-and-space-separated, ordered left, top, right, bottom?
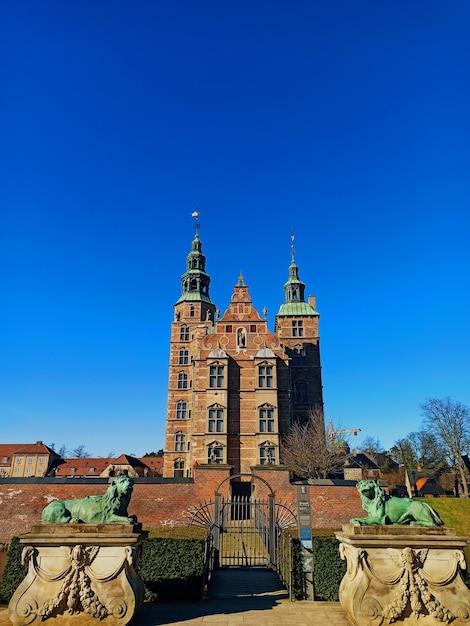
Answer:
213, 491, 221, 568
268, 493, 276, 569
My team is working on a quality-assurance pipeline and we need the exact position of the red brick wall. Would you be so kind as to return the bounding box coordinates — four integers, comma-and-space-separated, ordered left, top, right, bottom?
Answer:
0, 467, 363, 543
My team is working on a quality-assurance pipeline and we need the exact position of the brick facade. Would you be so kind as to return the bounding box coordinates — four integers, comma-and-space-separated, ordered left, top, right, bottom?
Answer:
0, 467, 363, 544
164, 224, 323, 478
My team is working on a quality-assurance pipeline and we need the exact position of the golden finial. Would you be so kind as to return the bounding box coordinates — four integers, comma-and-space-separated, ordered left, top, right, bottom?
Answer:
191, 208, 200, 236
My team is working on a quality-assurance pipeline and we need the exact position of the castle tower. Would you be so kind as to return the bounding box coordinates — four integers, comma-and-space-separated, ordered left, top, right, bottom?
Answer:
274, 237, 323, 423
163, 221, 323, 477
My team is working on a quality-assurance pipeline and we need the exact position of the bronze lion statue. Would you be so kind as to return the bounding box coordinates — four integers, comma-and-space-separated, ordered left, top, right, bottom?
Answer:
349, 479, 444, 527
41, 475, 137, 524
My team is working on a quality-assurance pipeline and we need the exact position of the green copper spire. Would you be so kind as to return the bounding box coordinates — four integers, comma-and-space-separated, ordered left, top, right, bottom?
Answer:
176, 212, 215, 305
276, 232, 318, 316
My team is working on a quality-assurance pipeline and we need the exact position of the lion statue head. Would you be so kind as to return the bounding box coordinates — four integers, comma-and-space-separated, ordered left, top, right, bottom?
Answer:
357, 479, 385, 512
102, 475, 134, 521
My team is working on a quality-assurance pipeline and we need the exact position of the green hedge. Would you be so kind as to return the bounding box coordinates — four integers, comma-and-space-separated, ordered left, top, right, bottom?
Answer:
312, 536, 346, 602
139, 537, 205, 602
0, 537, 27, 604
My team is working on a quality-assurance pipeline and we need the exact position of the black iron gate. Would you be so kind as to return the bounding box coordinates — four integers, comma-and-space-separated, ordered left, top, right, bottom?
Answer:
217, 495, 273, 566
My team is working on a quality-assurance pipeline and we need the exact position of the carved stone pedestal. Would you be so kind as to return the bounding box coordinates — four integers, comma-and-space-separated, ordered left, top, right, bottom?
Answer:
9, 524, 147, 626
336, 525, 470, 626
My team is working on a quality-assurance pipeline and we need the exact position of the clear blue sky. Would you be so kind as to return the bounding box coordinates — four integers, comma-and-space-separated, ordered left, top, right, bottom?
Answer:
1, 1, 469, 457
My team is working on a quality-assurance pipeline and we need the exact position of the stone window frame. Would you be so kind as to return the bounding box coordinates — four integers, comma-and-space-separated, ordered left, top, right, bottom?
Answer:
177, 371, 188, 389
208, 404, 225, 433
258, 404, 275, 433
292, 319, 304, 337
176, 400, 187, 419
175, 432, 186, 452
208, 361, 224, 388
258, 361, 274, 388
259, 442, 276, 465
207, 441, 224, 464
179, 325, 190, 341
174, 458, 185, 477
178, 348, 189, 365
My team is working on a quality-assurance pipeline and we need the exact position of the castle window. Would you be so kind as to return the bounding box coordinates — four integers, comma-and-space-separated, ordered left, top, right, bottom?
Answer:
294, 380, 308, 403
178, 349, 189, 365
25, 467, 32, 474
209, 364, 224, 388
27, 457, 33, 464
176, 401, 187, 419
260, 445, 275, 465
190, 304, 195, 317
2, 456, 8, 463
293, 345, 306, 365
178, 372, 188, 389
208, 406, 224, 433
38, 457, 45, 464
174, 459, 184, 478
16, 457, 22, 464
207, 444, 223, 464
259, 406, 274, 433
175, 432, 185, 452
180, 325, 190, 341
250, 325, 257, 332
226, 325, 232, 333
258, 364, 273, 388
292, 320, 304, 337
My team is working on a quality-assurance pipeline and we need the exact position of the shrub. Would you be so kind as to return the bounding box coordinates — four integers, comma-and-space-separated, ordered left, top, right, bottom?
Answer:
0, 537, 27, 604
312, 536, 346, 602
139, 537, 205, 602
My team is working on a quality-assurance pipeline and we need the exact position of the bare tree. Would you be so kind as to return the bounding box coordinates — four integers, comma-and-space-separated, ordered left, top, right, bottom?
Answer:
390, 430, 447, 472
71, 445, 91, 458
421, 397, 470, 497
281, 408, 348, 479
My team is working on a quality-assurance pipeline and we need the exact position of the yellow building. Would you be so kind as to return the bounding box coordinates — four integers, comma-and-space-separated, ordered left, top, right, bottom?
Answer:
0, 441, 59, 477
163, 221, 323, 478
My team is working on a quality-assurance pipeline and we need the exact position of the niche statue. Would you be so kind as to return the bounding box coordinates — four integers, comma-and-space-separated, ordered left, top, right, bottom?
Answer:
349, 479, 443, 527
41, 475, 137, 524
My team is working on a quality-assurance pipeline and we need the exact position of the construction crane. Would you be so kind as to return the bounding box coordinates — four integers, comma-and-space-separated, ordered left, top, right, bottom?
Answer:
326, 420, 361, 442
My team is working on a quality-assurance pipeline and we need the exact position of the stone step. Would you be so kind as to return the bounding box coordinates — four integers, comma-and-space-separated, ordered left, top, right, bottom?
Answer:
207, 566, 289, 599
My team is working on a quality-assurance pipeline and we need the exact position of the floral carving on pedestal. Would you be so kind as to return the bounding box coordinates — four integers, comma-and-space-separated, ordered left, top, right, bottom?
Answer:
23, 544, 109, 620
378, 547, 458, 624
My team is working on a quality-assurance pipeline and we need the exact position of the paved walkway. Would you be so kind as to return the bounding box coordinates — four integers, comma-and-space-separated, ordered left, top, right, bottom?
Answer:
0, 567, 354, 625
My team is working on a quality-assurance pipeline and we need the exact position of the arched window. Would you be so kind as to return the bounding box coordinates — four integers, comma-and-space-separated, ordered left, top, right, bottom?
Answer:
237, 327, 246, 347
180, 325, 189, 341
294, 380, 308, 403
178, 372, 188, 389
174, 459, 184, 478
178, 349, 189, 365
259, 405, 275, 433
175, 432, 185, 452
176, 401, 187, 419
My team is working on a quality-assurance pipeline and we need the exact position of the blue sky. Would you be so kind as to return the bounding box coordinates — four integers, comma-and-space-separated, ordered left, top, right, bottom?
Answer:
1, 1, 469, 457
